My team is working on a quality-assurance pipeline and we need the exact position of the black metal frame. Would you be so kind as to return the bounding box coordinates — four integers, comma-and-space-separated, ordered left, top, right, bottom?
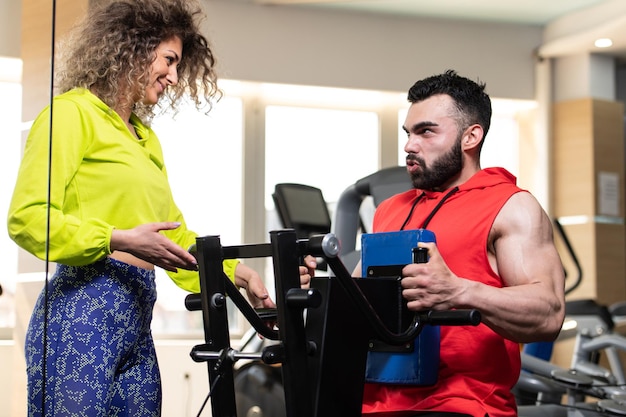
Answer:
185, 229, 480, 417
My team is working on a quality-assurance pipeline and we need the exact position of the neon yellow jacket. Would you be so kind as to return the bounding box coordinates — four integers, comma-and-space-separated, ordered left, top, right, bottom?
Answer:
7, 88, 237, 292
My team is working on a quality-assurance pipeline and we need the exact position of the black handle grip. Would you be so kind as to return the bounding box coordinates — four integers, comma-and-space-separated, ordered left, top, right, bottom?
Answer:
412, 247, 429, 263
185, 293, 202, 311
422, 309, 481, 326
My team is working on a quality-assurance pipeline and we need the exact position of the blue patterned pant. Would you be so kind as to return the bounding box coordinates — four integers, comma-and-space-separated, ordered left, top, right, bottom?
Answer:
25, 258, 161, 416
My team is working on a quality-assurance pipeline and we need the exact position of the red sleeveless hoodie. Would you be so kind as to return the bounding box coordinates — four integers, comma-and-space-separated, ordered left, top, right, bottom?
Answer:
363, 168, 523, 417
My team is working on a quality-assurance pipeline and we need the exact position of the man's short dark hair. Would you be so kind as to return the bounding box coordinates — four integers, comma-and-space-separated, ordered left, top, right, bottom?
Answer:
407, 69, 492, 141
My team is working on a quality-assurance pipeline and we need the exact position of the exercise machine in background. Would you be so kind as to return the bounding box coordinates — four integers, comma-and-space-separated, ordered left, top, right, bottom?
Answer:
516, 219, 626, 416
333, 165, 413, 273
272, 183, 332, 240
272, 182, 332, 271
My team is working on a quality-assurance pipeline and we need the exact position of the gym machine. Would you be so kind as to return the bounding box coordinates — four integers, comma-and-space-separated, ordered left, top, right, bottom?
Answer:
184, 229, 480, 417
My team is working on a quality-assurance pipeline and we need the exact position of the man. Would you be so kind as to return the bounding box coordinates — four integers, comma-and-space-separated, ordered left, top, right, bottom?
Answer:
356, 70, 565, 417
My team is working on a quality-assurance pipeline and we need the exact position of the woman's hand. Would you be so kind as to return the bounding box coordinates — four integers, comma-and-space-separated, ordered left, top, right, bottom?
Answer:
110, 222, 197, 272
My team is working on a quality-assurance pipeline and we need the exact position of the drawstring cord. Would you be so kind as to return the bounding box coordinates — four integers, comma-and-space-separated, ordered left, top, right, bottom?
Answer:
400, 186, 460, 231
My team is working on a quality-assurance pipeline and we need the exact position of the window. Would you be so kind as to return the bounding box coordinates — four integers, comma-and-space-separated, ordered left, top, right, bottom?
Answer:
1, 57, 23, 332
265, 105, 380, 208
264, 104, 380, 290
150, 95, 244, 336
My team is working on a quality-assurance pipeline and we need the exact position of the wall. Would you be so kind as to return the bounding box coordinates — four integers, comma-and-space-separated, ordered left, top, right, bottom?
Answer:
0, 341, 15, 416
200, 1, 541, 100
155, 341, 211, 417
0, 0, 21, 57
6, 0, 544, 117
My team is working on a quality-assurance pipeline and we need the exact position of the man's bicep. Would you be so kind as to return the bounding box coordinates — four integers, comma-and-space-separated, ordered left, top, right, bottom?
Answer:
493, 193, 561, 288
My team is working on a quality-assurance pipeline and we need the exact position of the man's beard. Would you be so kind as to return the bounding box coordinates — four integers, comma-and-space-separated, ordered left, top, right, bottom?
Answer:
407, 134, 463, 191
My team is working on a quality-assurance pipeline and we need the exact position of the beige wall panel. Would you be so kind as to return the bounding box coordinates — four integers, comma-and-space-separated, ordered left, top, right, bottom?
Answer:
596, 223, 626, 304
553, 100, 595, 217
591, 100, 625, 305
552, 337, 575, 369
21, 0, 88, 121
559, 222, 597, 301
593, 99, 625, 216
553, 98, 626, 308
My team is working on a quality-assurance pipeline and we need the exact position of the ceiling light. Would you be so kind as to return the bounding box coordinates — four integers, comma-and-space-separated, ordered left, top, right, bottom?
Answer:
594, 38, 613, 48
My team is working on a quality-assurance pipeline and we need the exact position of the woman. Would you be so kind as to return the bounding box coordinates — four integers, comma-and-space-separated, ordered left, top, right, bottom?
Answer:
7, 0, 273, 415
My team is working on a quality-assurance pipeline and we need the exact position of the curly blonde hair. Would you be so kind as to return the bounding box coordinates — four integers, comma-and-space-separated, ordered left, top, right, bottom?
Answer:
55, 0, 221, 120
